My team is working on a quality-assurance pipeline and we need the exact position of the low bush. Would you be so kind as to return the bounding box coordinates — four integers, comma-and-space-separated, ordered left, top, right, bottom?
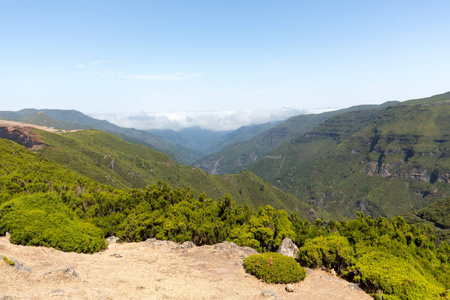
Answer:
297, 233, 354, 273
0, 193, 107, 253
243, 252, 306, 284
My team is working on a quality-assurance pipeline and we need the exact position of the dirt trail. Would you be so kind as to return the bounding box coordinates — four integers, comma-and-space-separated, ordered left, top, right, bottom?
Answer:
0, 236, 372, 299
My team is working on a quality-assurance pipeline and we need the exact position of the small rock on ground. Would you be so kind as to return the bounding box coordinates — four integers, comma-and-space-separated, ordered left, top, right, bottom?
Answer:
285, 284, 295, 293
105, 236, 120, 244
261, 289, 277, 297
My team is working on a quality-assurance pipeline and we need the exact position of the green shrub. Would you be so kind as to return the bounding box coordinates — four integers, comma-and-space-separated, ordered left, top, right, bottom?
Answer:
2, 255, 15, 266
297, 233, 355, 273
243, 253, 306, 284
0, 193, 107, 253
353, 251, 446, 299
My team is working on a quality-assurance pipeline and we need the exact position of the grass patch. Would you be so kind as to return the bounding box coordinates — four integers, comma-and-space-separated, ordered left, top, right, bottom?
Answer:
2, 255, 15, 266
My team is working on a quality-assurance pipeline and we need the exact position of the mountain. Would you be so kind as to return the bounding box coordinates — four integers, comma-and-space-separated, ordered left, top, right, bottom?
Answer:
204, 121, 282, 154
0, 120, 314, 219
248, 92, 450, 220
194, 102, 397, 175
148, 127, 232, 153
0, 109, 202, 165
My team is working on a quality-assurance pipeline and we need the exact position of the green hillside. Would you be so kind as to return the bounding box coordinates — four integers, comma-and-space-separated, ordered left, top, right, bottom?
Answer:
19, 128, 312, 219
195, 102, 396, 175
0, 109, 202, 165
249, 100, 450, 220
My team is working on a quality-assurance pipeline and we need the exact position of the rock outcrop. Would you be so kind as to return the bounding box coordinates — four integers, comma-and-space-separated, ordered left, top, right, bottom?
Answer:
276, 238, 298, 259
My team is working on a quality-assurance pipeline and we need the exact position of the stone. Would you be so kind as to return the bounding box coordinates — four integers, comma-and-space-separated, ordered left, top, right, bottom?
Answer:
285, 284, 295, 293
11, 258, 32, 273
276, 238, 299, 259
146, 238, 177, 247
261, 289, 277, 297
42, 266, 79, 281
49, 289, 66, 297
331, 268, 337, 276
174, 241, 195, 250
0, 295, 14, 300
111, 253, 123, 258
305, 267, 314, 276
105, 236, 120, 244
213, 241, 257, 259
348, 283, 363, 291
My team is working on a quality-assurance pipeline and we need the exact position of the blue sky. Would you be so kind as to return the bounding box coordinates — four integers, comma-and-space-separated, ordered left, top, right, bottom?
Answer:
1, 0, 449, 130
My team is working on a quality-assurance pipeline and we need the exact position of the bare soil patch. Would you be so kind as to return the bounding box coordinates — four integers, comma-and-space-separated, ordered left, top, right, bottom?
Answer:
0, 236, 372, 299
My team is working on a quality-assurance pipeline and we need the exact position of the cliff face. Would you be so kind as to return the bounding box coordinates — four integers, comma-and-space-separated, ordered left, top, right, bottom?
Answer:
249, 101, 450, 220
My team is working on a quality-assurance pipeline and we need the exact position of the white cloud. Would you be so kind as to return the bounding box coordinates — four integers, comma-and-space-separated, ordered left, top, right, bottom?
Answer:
124, 72, 205, 81
75, 60, 117, 68
90, 108, 305, 131
75, 61, 203, 81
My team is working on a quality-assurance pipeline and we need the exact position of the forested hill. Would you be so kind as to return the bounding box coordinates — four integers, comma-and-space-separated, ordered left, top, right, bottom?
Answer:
0, 109, 202, 165
249, 98, 450, 221
0, 121, 314, 218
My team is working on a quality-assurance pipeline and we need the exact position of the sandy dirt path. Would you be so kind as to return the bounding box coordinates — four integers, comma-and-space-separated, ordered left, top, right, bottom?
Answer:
0, 236, 372, 300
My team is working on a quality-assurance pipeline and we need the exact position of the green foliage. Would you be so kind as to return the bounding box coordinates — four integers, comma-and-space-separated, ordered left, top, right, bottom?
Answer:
0, 193, 107, 253
353, 251, 446, 300
248, 101, 450, 221
34, 129, 313, 217
2, 255, 15, 266
403, 197, 450, 246
244, 253, 306, 284
297, 234, 354, 272
297, 214, 449, 299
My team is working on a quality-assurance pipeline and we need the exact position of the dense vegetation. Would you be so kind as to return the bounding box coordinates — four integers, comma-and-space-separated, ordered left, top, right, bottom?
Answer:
32, 128, 313, 217
403, 197, 450, 246
250, 100, 450, 221
0, 130, 449, 299
244, 253, 306, 284
297, 213, 449, 299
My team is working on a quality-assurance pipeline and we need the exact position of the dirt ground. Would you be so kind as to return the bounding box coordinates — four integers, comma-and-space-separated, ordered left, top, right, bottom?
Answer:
0, 236, 372, 300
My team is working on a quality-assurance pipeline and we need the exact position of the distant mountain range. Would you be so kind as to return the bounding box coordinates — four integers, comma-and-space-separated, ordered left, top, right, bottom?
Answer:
193, 102, 398, 174
247, 92, 450, 220
0, 109, 285, 165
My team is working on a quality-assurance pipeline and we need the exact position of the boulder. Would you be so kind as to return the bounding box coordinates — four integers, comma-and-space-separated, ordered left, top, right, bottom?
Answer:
276, 238, 298, 259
